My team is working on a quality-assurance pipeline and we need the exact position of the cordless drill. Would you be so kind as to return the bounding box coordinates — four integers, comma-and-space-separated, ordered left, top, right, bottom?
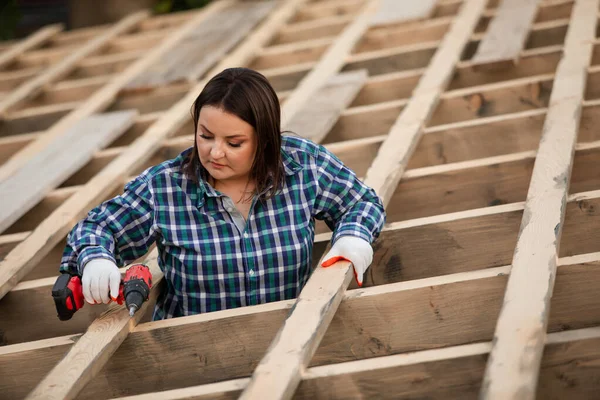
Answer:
52, 263, 152, 321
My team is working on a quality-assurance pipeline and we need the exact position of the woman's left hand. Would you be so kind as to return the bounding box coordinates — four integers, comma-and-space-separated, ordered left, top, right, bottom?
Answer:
321, 236, 373, 287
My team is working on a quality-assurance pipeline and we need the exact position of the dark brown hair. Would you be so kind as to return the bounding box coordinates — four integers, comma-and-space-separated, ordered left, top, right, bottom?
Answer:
184, 67, 284, 199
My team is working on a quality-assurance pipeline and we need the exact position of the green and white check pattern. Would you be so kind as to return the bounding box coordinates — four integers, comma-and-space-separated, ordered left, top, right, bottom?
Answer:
60, 135, 386, 320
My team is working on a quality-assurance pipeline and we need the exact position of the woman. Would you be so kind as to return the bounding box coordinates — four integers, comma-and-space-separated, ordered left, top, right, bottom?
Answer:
60, 68, 386, 320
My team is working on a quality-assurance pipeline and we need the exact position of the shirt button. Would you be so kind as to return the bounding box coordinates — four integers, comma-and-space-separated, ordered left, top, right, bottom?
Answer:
226, 207, 233, 212
249, 269, 255, 276
243, 232, 249, 238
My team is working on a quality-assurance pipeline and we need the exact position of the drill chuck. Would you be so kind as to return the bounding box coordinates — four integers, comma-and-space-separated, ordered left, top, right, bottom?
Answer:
123, 265, 152, 316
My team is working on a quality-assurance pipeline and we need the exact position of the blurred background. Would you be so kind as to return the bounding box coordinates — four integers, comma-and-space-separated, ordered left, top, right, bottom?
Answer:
0, 0, 212, 40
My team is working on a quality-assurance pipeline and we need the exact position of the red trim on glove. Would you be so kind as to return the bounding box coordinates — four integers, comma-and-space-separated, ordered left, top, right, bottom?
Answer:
321, 256, 362, 287
321, 255, 347, 267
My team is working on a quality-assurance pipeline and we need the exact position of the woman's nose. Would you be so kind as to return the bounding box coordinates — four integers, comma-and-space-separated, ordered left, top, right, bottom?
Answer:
210, 142, 225, 158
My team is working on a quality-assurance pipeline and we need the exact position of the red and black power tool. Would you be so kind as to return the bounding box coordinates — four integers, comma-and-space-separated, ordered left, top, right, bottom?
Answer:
52, 263, 152, 321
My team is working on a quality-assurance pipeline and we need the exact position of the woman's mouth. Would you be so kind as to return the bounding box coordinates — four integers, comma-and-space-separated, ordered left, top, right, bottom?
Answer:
211, 161, 225, 169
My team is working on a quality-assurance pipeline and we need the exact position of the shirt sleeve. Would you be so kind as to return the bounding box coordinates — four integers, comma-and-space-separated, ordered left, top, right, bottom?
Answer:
313, 144, 386, 245
59, 175, 156, 275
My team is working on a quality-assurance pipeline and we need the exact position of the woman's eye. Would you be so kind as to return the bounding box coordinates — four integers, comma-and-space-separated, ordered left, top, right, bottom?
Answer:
199, 134, 212, 139
229, 142, 242, 148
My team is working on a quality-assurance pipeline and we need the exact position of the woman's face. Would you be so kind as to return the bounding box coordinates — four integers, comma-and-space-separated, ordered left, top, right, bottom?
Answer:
196, 105, 257, 184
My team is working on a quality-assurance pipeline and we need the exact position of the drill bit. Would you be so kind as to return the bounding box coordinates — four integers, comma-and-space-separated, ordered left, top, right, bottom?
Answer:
129, 305, 136, 317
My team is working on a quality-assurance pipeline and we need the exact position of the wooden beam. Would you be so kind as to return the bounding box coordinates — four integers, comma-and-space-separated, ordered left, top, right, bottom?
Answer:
272, 15, 352, 45
0, 131, 40, 165
73, 50, 143, 78
285, 69, 367, 143
0, 0, 230, 186
240, 2, 486, 399
251, 38, 332, 70
261, 61, 314, 92
110, 83, 190, 115
0, 102, 76, 137
371, 0, 436, 26
0, 12, 148, 117
106, 30, 173, 54
19, 75, 112, 109
298, 326, 600, 399
280, 0, 380, 129
357, 16, 452, 53
25, 259, 163, 400
0, 277, 110, 346
481, 0, 598, 397
471, 0, 541, 68
0, 110, 137, 235
0, 66, 39, 92
103, 325, 600, 399
49, 24, 110, 48
5, 251, 600, 399
0, 24, 63, 70
292, 0, 364, 23
126, 1, 276, 90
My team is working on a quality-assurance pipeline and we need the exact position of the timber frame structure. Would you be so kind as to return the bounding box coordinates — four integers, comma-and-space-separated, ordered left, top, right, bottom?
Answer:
1, 0, 600, 398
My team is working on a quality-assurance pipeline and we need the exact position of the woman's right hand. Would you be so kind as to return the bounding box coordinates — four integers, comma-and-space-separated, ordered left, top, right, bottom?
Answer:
81, 259, 121, 304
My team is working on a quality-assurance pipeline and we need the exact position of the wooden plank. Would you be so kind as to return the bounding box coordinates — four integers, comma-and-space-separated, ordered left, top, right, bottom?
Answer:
0, 12, 147, 117
471, 0, 542, 68
0, 110, 136, 234
0, 66, 40, 92
371, 0, 436, 26
0, 204, 520, 344
126, 1, 276, 90
6, 251, 600, 398
273, 15, 352, 45
285, 69, 367, 143
481, 1, 599, 397
0, 24, 63, 70
240, 1, 486, 399
25, 259, 163, 400
298, 327, 600, 399
0, 0, 230, 188
280, 0, 380, 129
103, 326, 600, 399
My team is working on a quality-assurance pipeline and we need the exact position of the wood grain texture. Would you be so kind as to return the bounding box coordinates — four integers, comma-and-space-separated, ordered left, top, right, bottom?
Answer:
0, 12, 147, 117
285, 69, 367, 143
240, 3, 488, 397
7, 258, 600, 399
104, 326, 600, 399
126, 1, 276, 89
387, 156, 534, 222
240, 2, 385, 398
371, 0, 436, 26
0, 0, 229, 185
0, 278, 109, 346
364, 0, 486, 207
280, 0, 380, 129
25, 259, 163, 400
471, 0, 541, 68
0, 24, 63, 70
240, 261, 354, 400
481, 0, 599, 398
0, 110, 136, 235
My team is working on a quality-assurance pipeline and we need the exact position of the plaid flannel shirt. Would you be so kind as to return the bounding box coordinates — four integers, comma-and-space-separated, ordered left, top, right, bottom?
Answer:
60, 135, 386, 320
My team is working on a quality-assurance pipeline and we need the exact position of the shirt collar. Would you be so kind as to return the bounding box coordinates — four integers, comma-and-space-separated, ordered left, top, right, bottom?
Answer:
189, 147, 302, 206
281, 148, 302, 176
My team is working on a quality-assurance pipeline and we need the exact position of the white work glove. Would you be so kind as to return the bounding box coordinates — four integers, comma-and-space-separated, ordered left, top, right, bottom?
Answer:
81, 258, 121, 304
321, 236, 373, 287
